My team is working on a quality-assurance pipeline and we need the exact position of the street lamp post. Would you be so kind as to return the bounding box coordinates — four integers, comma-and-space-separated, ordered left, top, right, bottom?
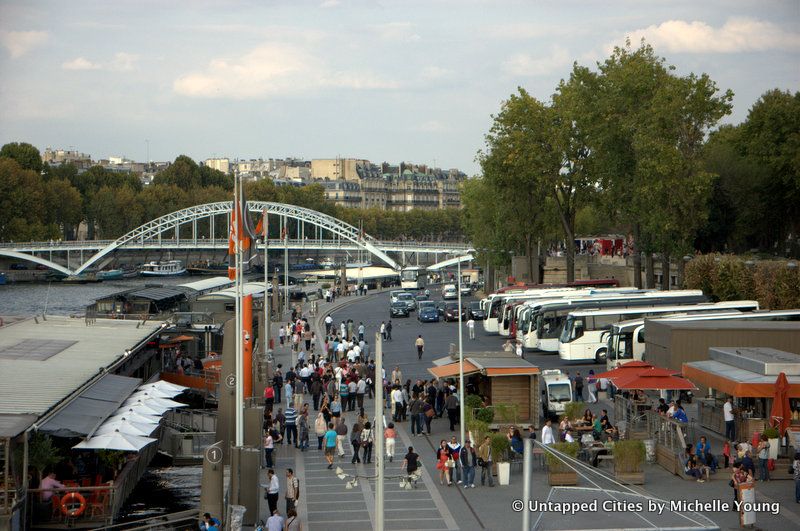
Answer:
457, 254, 465, 447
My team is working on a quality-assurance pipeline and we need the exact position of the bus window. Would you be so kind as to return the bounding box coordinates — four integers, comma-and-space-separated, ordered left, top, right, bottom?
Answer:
637, 329, 645, 343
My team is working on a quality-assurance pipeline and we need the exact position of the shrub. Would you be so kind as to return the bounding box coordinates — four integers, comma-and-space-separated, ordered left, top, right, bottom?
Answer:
613, 440, 645, 474
475, 407, 494, 424
545, 441, 580, 473
466, 418, 489, 443
563, 401, 585, 421
465, 394, 483, 418
321, 283, 331, 289
763, 427, 780, 439
493, 403, 519, 423
490, 433, 511, 462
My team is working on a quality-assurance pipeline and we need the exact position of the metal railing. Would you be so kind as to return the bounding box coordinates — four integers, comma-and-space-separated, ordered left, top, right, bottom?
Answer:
159, 431, 216, 462
164, 409, 218, 433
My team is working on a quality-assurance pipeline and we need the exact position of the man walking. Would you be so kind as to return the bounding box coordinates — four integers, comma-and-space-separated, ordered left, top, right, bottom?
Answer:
386, 320, 393, 341
478, 436, 494, 487
284, 405, 298, 447
335, 417, 348, 458
466, 317, 475, 340
460, 440, 477, 488
574, 372, 584, 402
380, 321, 386, 340
323, 422, 337, 469
415, 335, 425, 360
285, 468, 299, 514
445, 391, 459, 431
724, 397, 736, 441
358, 322, 365, 342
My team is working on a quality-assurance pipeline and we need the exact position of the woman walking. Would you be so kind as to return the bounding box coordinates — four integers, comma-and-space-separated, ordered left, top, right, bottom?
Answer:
314, 411, 327, 450
756, 434, 770, 481
587, 369, 597, 403
436, 440, 452, 485
361, 421, 374, 463
385, 422, 397, 462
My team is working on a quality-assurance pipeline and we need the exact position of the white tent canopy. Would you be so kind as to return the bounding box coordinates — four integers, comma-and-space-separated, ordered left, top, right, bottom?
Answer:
96, 419, 157, 437
73, 430, 156, 451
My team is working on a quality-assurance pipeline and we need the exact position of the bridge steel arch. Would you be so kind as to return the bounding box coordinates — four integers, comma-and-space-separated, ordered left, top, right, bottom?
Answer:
0, 250, 72, 275
74, 201, 399, 275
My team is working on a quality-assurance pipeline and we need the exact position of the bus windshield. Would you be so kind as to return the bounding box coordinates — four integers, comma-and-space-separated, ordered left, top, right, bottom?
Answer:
608, 331, 633, 361
560, 316, 576, 343
401, 270, 418, 281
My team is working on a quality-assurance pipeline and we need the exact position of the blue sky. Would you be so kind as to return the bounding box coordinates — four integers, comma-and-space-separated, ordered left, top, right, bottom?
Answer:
1, 0, 798, 175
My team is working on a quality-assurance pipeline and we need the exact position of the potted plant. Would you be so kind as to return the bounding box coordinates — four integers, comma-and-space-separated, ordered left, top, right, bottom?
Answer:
763, 427, 780, 460
490, 433, 512, 485
27, 432, 62, 484
612, 440, 646, 484
466, 418, 489, 446
545, 441, 580, 486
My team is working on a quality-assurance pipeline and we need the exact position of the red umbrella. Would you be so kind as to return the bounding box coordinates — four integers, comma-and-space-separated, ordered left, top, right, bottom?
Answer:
613, 369, 698, 391
769, 372, 791, 436
593, 361, 654, 380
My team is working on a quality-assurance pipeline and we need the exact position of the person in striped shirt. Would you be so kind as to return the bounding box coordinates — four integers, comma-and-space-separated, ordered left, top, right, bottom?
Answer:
284, 406, 298, 447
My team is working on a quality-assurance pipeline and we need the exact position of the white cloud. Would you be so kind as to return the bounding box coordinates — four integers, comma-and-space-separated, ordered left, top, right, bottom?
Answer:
502, 46, 572, 77
1, 30, 48, 58
109, 52, 139, 71
62, 57, 101, 70
373, 22, 422, 43
173, 43, 398, 99
320, 0, 341, 8
618, 17, 800, 54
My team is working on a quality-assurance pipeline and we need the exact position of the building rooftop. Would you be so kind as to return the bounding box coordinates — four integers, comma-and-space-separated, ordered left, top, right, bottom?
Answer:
0, 316, 162, 417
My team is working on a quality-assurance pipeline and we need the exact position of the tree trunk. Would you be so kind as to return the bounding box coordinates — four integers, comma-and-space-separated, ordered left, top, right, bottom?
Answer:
632, 224, 643, 289
662, 253, 671, 291
645, 253, 655, 289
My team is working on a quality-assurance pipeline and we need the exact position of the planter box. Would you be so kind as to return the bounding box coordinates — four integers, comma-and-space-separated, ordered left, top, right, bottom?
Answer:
548, 471, 577, 486
614, 471, 645, 485
497, 462, 510, 485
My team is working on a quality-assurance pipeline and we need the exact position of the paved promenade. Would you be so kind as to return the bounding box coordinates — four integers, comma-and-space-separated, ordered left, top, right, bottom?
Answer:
256, 290, 800, 530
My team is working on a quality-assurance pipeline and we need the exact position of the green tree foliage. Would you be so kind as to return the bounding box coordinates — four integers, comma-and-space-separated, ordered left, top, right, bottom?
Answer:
0, 142, 43, 173
44, 179, 83, 240
153, 155, 233, 191
0, 158, 58, 241
90, 185, 143, 238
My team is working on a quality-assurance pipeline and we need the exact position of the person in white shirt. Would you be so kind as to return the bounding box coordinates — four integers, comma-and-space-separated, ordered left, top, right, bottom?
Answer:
723, 397, 736, 441
541, 419, 555, 445
564, 431, 575, 443
666, 401, 676, 418
391, 387, 404, 422
336, 342, 346, 361
356, 378, 367, 409
466, 318, 475, 339
515, 341, 523, 357
324, 314, 333, 333
262, 469, 280, 515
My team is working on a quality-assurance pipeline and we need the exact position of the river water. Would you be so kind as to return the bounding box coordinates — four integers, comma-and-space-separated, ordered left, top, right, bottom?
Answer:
0, 276, 199, 316
0, 277, 205, 520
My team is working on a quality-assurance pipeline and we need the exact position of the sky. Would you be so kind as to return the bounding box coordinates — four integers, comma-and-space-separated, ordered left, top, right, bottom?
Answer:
0, 0, 798, 175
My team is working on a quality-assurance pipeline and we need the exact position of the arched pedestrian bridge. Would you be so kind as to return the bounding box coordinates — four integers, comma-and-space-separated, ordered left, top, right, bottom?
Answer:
0, 202, 473, 275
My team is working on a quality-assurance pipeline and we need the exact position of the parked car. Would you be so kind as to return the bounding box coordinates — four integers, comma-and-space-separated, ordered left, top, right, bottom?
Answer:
460, 284, 471, 296
390, 301, 410, 318
443, 302, 463, 322
415, 294, 430, 304
417, 305, 440, 323
467, 301, 486, 320
10, 263, 28, 270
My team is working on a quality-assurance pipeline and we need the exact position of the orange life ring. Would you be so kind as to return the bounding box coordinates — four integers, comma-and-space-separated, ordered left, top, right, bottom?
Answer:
60, 492, 87, 517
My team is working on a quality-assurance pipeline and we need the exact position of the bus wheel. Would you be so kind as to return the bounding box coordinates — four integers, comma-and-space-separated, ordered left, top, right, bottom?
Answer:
595, 348, 607, 364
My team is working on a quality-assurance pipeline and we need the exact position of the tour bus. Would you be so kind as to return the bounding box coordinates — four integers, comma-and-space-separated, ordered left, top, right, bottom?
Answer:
605, 309, 800, 370
497, 287, 648, 338
481, 279, 622, 334
400, 266, 427, 290
558, 300, 760, 363
519, 290, 707, 351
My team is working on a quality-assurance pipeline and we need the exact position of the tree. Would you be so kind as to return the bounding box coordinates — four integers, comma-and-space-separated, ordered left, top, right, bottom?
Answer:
153, 155, 232, 191
0, 142, 43, 173
737, 89, 800, 255
0, 158, 55, 241
475, 88, 557, 282
44, 179, 83, 240
72, 165, 141, 239
91, 185, 142, 238
550, 66, 597, 281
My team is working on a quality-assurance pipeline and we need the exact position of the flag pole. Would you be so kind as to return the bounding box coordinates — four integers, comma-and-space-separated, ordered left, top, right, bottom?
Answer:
262, 208, 270, 360
234, 174, 244, 447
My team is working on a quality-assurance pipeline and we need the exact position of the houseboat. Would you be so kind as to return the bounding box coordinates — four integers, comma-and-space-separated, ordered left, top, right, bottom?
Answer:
139, 260, 187, 277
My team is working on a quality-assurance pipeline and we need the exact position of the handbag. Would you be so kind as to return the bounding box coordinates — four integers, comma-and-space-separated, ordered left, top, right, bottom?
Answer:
425, 408, 435, 418
477, 457, 486, 467
446, 457, 455, 468
767, 458, 775, 471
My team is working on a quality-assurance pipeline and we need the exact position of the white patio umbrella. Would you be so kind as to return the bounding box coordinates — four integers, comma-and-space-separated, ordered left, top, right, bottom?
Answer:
73, 430, 156, 452
129, 387, 177, 399
123, 397, 185, 410
139, 381, 187, 395
95, 419, 157, 437
125, 393, 187, 409
105, 411, 161, 425
115, 402, 168, 417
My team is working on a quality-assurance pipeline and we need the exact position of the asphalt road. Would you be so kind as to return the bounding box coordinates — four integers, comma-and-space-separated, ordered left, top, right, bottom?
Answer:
326, 289, 599, 384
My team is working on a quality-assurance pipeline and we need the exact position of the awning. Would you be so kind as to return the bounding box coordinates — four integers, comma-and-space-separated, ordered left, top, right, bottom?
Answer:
484, 367, 540, 376
683, 361, 800, 398
428, 360, 480, 379
0, 414, 36, 438
38, 374, 141, 438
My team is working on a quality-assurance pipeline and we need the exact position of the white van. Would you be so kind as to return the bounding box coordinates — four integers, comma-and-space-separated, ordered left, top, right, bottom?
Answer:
442, 284, 458, 300
541, 369, 573, 418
